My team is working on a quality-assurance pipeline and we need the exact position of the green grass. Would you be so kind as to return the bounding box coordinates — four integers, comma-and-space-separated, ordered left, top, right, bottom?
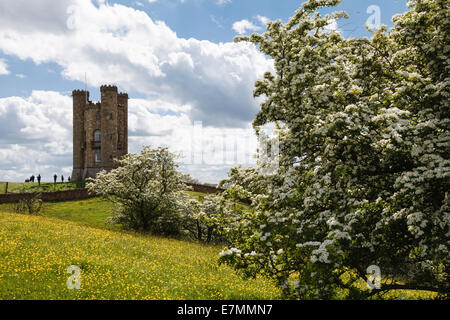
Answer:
0, 211, 280, 299
185, 190, 212, 201
0, 198, 115, 229
0, 191, 207, 230
0, 181, 84, 194
0, 192, 437, 300
0, 193, 280, 300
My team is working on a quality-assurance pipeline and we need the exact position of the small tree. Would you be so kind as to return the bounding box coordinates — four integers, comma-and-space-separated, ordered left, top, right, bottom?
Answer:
181, 194, 229, 243
14, 193, 43, 215
87, 146, 189, 235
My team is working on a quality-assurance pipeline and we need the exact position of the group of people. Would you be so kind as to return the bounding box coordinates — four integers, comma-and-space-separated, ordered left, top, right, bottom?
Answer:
25, 174, 71, 185
26, 174, 41, 184
53, 174, 71, 183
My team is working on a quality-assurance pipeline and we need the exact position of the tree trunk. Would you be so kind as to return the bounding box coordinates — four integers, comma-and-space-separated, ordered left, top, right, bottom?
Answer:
196, 220, 202, 241
206, 226, 215, 243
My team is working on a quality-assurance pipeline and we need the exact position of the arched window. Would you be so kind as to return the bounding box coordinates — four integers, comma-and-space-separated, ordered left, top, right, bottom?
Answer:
94, 130, 101, 142
95, 151, 101, 163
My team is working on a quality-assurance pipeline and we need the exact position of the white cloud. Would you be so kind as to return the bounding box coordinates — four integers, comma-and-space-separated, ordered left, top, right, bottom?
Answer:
0, 58, 9, 75
0, 91, 73, 181
256, 15, 270, 26
0, 0, 272, 128
0, 0, 274, 183
232, 19, 261, 35
0, 90, 260, 183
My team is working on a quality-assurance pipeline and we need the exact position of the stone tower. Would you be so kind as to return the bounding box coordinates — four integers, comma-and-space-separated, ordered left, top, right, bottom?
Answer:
71, 85, 128, 181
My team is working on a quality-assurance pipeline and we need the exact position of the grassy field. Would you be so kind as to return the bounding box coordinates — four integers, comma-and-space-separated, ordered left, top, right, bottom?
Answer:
0, 210, 281, 300
0, 192, 438, 300
0, 181, 84, 194
0, 182, 210, 195
0, 191, 205, 230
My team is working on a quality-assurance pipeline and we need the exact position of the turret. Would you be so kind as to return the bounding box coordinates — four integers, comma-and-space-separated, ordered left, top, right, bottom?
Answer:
100, 85, 118, 169
72, 90, 89, 181
71, 85, 128, 181
118, 92, 129, 159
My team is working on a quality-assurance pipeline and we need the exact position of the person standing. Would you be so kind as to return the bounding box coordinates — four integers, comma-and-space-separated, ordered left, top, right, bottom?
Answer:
61, 175, 64, 183
37, 174, 41, 186
53, 174, 57, 184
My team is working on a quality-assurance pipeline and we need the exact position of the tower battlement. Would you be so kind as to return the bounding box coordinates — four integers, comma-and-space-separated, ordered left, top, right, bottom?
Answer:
72, 89, 89, 97
71, 85, 128, 181
100, 85, 118, 92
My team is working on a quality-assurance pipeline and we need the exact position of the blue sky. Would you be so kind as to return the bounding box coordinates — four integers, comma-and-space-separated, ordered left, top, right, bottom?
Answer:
0, 0, 409, 183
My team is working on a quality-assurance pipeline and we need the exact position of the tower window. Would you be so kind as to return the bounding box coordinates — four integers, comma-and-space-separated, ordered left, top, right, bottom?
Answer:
96, 114, 100, 121
94, 130, 101, 142
109, 155, 113, 161
110, 134, 113, 140
109, 113, 113, 120
95, 152, 101, 163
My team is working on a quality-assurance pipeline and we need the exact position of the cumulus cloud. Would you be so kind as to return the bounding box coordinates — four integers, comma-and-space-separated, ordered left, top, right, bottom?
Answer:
232, 19, 261, 35
0, 0, 272, 183
0, 91, 73, 181
0, 90, 259, 183
0, 0, 272, 128
255, 15, 270, 26
0, 0, 73, 34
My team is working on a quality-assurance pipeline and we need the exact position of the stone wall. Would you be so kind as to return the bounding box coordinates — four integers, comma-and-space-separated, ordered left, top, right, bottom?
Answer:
0, 189, 94, 204
0, 184, 223, 204
186, 183, 224, 194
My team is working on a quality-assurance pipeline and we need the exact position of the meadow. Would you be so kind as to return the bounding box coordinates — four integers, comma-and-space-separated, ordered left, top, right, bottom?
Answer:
0, 192, 437, 300
0, 204, 280, 300
0, 181, 84, 194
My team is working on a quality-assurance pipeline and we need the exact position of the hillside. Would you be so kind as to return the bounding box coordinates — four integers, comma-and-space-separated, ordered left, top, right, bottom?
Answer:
0, 181, 84, 194
0, 196, 436, 300
0, 210, 280, 300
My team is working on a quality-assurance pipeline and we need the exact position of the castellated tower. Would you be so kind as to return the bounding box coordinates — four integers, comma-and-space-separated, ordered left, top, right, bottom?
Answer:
71, 85, 128, 181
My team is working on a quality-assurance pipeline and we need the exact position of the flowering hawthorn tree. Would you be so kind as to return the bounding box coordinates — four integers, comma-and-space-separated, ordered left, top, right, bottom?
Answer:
219, 0, 449, 299
181, 194, 231, 243
87, 146, 189, 235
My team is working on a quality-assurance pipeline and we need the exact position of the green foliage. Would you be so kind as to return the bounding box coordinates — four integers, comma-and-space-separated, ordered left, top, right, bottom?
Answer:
219, 0, 449, 299
86, 146, 189, 236
13, 193, 43, 215
181, 195, 232, 244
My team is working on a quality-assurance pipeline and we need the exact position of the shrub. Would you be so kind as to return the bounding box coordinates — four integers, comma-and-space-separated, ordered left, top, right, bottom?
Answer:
14, 193, 43, 215
87, 146, 189, 236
